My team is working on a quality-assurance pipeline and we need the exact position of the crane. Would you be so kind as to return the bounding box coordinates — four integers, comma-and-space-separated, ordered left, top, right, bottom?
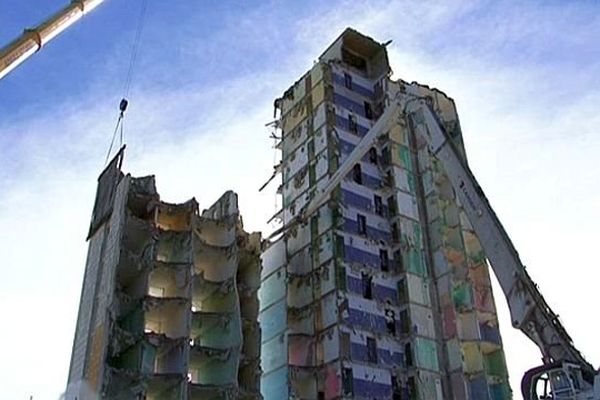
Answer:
0, 0, 106, 80
287, 87, 599, 399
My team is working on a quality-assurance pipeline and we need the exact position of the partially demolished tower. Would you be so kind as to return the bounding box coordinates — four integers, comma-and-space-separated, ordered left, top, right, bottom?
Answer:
66, 148, 262, 400
259, 29, 511, 399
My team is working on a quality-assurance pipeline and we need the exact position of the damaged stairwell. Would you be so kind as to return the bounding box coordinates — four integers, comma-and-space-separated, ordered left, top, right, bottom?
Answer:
66, 147, 262, 400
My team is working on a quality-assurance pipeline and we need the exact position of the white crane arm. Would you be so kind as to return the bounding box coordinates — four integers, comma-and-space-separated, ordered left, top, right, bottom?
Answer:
0, 0, 105, 80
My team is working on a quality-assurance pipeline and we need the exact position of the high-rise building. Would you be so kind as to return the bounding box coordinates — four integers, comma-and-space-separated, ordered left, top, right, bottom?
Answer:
259, 28, 510, 399
65, 148, 262, 400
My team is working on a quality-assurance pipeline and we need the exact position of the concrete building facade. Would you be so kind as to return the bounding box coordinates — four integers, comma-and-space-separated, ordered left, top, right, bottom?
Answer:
259, 29, 510, 399
66, 148, 262, 400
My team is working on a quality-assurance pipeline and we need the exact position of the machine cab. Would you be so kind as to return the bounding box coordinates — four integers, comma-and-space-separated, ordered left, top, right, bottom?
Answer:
525, 363, 591, 400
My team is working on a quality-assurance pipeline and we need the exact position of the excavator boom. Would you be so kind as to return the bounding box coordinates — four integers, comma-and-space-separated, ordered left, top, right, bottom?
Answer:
294, 89, 596, 398
407, 99, 592, 371
0, 0, 105, 80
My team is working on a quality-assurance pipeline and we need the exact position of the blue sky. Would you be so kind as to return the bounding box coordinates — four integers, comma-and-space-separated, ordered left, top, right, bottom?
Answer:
1, 1, 599, 398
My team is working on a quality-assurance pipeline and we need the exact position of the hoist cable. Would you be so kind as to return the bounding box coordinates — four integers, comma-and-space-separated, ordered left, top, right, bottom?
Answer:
123, 0, 148, 97
104, 0, 148, 165
104, 114, 124, 165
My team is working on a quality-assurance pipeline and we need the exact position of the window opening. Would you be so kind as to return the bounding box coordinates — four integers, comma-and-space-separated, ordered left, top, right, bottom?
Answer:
367, 337, 378, 363
342, 367, 354, 396
394, 250, 404, 273
357, 214, 367, 235
374, 194, 383, 215
392, 375, 402, 400
405, 343, 413, 367
408, 376, 417, 400
387, 195, 397, 216
382, 146, 391, 165
380, 248, 389, 271
344, 72, 352, 89
385, 306, 396, 335
398, 279, 408, 304
352, 163, 362, 184
392, 222, 400, 242
335, 235, 345, 258
400, 310, 410, 334
361, 271, 373, 299
369, 147, 378, 164
364, 101, 373, 120
348, 113, 358, 134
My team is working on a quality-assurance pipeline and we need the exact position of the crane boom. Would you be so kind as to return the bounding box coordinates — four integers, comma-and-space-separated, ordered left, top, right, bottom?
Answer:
0, 0, 105, 80
295, 92, 596, 395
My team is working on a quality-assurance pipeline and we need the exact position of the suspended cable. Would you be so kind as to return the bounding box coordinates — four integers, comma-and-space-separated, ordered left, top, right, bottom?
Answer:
104, 99, 128, 164
104, 112, 124, 165
123, 0, 149, 98
104, 0, 149, 165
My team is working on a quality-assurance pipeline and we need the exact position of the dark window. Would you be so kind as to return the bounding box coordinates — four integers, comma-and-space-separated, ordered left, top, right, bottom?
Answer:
405, 343, 413, 367
374, 195, 383, 216
352, 163, 362, 184
408, 376, 417, 400
394, 250, 404, 273
348, 113, 358, 133
387, 195, 397, 216
367, 337, 378, 363
382, 146, 391, 165
309, 164, 316, 185
369, 147, 378, 164
335, 235, 345, 259
398, 279, 408, 304
361, 271, 373, 299
400, 310, 410, 334
385, 307, 396, 335
342, 367, 354, 396
392, 375, 402, 400
364, 101, 373, 119
385, 171, 394, 187
392, 222, 400, 243
344, 72, 352, 89
337, 263, 347, 292
357, 214, 367, 235
380, 249, 389, 271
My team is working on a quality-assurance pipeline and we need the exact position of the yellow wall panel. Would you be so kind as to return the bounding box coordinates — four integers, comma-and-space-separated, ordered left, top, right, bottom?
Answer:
462, 342, 484, 373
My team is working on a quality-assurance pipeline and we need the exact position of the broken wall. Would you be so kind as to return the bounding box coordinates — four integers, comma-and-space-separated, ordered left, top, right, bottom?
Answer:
66, 152, 261, 400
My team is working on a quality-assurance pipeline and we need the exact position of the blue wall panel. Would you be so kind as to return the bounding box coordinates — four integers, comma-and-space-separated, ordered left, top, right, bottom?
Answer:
261, 367, 289, 400
259, 300, 287, 343
332, 73, 375, 98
